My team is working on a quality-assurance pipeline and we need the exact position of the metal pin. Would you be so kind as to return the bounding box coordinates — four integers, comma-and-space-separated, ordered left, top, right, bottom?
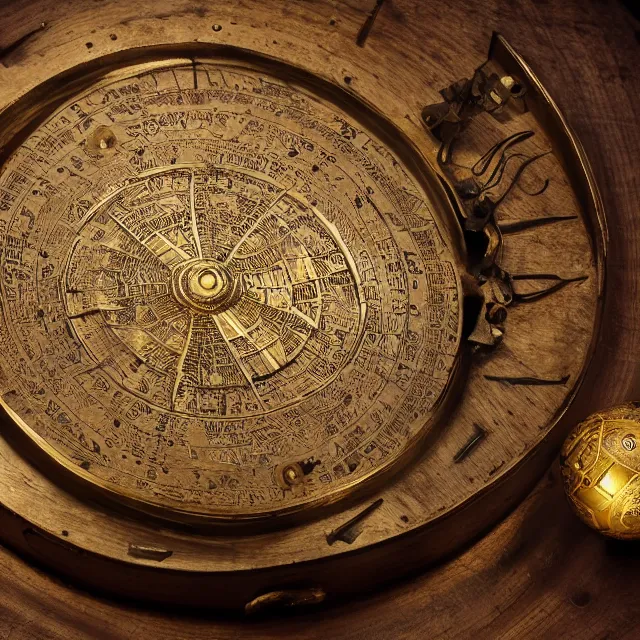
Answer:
484, 374, 570, 386
454, 423, 487, 463
356, 0, 385, 47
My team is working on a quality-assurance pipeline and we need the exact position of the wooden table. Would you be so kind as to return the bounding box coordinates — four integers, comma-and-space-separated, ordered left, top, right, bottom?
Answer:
0, 0, 638, 637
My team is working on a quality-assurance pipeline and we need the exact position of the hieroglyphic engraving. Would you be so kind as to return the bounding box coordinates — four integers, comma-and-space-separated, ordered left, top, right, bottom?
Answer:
0, 60, 461, 520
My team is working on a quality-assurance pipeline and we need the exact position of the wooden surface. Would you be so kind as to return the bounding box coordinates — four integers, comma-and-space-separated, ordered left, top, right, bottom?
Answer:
0, 0, 638, 637
3, 463, 640, 639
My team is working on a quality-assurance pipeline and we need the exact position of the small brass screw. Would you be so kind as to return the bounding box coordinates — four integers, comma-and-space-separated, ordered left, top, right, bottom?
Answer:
282, 464, 303, 486
90, 126, 116, 151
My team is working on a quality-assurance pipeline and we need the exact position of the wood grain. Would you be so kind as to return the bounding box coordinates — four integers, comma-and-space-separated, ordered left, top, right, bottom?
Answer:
0, 0, 638, 637
3, 464, 640, 639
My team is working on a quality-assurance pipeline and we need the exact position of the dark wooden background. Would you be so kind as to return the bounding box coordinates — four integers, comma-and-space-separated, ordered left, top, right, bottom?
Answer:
0, 0, 638, 637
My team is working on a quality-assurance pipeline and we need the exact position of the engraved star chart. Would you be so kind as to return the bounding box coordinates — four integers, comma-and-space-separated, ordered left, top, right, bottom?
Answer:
0, 61, 461, 519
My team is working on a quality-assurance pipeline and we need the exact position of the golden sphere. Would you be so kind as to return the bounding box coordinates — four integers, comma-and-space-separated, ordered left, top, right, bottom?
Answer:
561, 403, 640, 539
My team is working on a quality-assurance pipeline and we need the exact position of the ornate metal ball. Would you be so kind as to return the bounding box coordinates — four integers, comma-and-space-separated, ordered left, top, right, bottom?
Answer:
561, 403, 640, 539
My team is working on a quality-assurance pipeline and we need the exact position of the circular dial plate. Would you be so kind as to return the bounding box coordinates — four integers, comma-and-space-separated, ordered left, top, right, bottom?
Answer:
0, 60, 462, 520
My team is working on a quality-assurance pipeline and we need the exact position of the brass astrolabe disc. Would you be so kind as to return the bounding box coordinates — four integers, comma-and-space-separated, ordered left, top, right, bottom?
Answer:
0, 20, 606, 607
0, 58, 462, 523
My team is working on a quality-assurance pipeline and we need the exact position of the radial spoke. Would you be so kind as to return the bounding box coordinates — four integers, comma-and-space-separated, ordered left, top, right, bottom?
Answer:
212, 316, 267, 409
225, 188, 290, 262
171, 313, 256, 413
107, 184, 201, 267
214, 294, 315, 382
171, 314, 195, 409
145, 232, 192, 267
106, 211, 177, 271
231, 295, 315, 336
189, 169, 204, 259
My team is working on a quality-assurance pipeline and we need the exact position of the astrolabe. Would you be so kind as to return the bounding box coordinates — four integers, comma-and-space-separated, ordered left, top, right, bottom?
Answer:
0, 59, 461, 523
0, 28, 605, 609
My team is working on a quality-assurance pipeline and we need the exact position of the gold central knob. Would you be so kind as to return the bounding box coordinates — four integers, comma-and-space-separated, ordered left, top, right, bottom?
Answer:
171, 260, 240, 313
188, 268, 223, 297
198, 272, 217, 291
